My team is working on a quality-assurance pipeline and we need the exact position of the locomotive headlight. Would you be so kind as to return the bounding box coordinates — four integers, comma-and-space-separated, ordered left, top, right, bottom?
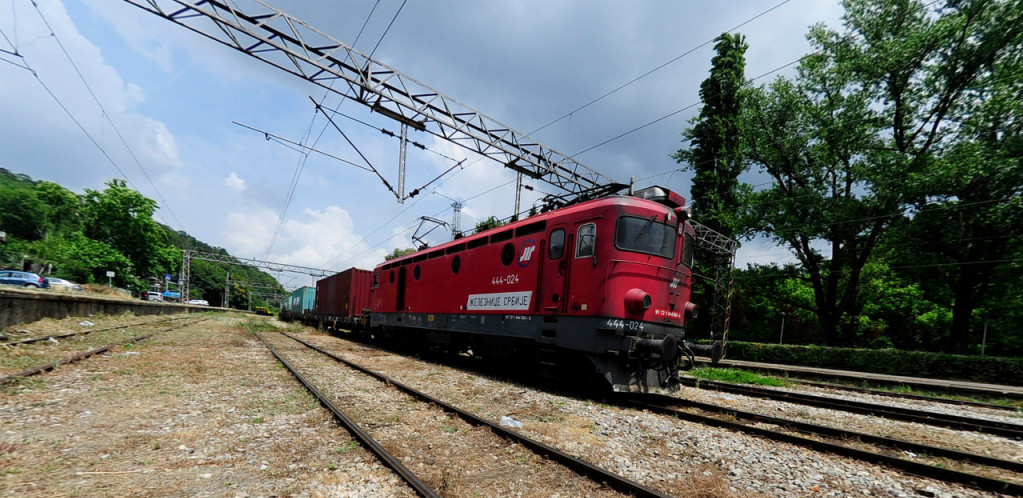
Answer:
684, 302, 699, 320
624, 288, 652, 312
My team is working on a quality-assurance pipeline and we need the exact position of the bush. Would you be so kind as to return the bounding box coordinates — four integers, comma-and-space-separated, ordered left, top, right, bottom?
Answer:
724, 341, 1023, 386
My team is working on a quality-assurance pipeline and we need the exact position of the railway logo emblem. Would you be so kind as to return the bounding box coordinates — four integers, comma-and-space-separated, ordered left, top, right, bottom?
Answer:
518, 239, 537, 267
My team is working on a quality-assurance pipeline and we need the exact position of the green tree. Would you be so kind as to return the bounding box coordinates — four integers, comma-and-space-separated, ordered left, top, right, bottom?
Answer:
674, 32, 748, 237
384, 247, 417, 261
36, 181, 82, 233
81, 179, 180, 280
673, 32, 749, 339
736, 0, 1022, 345
474, 216, 502, 234
0, 186, 46, 241
51, 231, 140, 288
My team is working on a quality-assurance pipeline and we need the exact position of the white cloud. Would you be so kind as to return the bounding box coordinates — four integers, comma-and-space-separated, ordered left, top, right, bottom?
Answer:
222, 205, 388, 279
140, 120, 183, 168
225, 172, 247, 192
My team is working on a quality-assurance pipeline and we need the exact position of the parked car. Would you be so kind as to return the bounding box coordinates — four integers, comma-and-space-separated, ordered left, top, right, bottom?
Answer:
145, 291, 164, 301
47, 277, 84, 292
187, 299, 209, 306
0, 270, 50, 289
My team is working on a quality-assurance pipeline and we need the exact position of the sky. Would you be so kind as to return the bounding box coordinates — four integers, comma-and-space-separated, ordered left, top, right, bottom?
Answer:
1, 0, 845, 290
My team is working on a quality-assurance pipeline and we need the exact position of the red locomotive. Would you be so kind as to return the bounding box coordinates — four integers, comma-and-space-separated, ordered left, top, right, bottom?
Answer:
367, 186, 708, 393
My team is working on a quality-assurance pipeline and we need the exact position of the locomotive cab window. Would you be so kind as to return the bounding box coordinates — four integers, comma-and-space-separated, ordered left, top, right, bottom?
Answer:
615, 215, 676, 259
549, 229, 565, 259
576, 223, 596, 258
682, 231, 695, 268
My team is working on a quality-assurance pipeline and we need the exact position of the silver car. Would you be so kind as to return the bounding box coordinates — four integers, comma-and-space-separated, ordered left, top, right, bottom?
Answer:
47, 277, 84, 292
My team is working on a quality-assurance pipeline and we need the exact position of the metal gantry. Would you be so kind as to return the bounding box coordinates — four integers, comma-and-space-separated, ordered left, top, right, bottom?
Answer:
181, 249, 330, 302
123, 0, 619, 200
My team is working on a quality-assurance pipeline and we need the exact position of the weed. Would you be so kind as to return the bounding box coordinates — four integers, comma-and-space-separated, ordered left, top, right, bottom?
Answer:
689, 367, 790, 387
251, 417, 264, 424
335, 441, 359, 454
441, 426, 458, 433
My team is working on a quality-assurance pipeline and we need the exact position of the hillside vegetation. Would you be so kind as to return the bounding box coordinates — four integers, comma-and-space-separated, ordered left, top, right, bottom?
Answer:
0, 168, 283, 309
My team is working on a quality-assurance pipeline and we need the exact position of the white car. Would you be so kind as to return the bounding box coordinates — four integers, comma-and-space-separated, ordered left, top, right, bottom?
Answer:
187, 299, 209, 306
47, 277, 84, 292
145, 291, 164, 301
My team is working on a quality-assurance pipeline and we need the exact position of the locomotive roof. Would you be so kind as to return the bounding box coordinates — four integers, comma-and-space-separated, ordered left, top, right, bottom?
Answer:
375, 187, 686, 270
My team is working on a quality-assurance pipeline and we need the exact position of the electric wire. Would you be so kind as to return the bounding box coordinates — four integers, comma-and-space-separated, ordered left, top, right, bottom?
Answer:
264, 0, 385, 259
264, 0, 409, 259
571, 0, 945, 159
3, 40, 149, 216
29, 2, 186, 232
528, 0, 792, 136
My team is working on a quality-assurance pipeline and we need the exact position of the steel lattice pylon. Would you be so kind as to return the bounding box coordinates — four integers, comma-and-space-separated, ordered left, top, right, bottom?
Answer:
690, 221, 738, 346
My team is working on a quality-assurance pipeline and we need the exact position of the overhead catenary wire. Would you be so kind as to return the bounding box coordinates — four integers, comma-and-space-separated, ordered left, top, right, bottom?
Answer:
527, 0, 793, 136
571, 0, 946, 160
28, 2, 186, 232
264, 0, 408, 259
321, 1, 803, 268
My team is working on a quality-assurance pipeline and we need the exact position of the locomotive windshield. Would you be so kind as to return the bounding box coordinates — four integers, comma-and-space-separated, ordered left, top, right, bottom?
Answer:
615, 215, 677, 259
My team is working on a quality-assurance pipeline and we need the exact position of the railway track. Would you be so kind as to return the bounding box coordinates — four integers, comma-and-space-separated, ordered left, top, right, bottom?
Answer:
0, 317, 208, 385
275, 330, 1023, 495
679, 377, 1023, 439
0, 315, 193, 346
622, 394, 1023, 496
698, 359, 1023, 401
257, 330, 671, 498
775, 377, 1021, 412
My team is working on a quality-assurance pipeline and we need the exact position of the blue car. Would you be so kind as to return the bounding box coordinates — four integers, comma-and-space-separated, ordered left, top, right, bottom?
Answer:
0, 270, 50, 289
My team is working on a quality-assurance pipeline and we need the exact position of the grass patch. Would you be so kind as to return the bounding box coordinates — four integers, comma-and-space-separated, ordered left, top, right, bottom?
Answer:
690, 367, 790, 387
335, 441, 359, 454
242, 320, 280, 334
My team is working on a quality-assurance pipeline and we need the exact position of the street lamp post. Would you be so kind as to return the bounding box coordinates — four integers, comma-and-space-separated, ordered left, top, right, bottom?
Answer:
980, 312, 992, 356
779, 312, 787, 345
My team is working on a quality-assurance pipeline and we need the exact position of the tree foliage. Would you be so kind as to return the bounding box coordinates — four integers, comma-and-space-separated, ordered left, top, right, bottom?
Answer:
0, 170, 283, 306
474, 216, 504, 234
384, 247, 417, 261
674, 32, 748, 237
728, 0, 1023, 348
80, 179, 181, 281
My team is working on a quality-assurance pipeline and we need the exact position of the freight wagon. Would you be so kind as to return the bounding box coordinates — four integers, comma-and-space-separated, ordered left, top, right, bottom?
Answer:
278, 286, 315, 321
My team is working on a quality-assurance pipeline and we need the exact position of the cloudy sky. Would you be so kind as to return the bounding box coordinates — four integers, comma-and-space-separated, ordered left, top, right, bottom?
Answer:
1, 0, 844, 289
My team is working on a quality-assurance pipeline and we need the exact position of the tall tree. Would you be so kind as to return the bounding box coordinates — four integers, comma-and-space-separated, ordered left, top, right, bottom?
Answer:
736, 0, 1022, 345
674, 32, 748, 237
674, 33, 748, 340
890, 39, 1023, 352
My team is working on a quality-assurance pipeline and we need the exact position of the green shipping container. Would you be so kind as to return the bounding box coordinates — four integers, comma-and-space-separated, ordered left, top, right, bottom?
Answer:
285, 286, 316, 315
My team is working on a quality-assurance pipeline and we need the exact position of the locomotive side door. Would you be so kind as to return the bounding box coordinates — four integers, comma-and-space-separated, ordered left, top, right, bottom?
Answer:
565, 222, 598, 313
539, 226, 568, 313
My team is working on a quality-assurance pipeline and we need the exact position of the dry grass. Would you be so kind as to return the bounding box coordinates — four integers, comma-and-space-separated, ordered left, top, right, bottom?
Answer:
0, 314, 413, 497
